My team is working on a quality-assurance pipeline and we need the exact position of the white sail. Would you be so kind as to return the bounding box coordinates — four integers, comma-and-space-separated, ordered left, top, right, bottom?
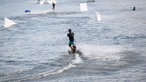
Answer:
95, 12, 101, 21
80, 3, 88, 12
4, 17, 16, 28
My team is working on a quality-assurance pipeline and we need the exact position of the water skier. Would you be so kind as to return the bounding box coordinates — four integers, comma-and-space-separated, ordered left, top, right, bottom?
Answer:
67, 29, 76, 53
132, 6, 136, 11
52, 2, 56, 12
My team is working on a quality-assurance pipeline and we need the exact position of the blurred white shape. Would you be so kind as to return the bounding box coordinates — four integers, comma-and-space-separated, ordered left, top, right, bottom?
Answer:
38, 0, 56, 5
95, 12, 101, 21
39, 0, 45, 4
4, 17, 16, 28
80, 3, 88, 12
47, 0, 56, 4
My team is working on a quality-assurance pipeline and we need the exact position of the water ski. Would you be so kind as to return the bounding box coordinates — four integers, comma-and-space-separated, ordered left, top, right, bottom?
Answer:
68, 45, 83, 55
68, 45, 77, 54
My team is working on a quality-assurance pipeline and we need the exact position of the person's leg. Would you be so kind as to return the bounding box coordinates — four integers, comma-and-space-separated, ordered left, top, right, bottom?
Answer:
69, 41, 74, 46
69, 41, 72, 47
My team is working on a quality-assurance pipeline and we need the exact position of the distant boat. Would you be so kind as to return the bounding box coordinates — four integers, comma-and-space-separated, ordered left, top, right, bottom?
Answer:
87, 0, 95, 2
38, 0, 56, 4
4, 17, 16, 28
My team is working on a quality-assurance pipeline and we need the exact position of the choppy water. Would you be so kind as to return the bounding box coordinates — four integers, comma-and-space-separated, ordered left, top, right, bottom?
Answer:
0, 0, 146, 82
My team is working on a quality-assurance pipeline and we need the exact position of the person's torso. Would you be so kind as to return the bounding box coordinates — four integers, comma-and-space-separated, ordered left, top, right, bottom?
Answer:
68, 32, 74, 41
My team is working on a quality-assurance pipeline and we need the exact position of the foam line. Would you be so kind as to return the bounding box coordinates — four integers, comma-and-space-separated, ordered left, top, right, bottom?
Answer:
38, 63, 75, 77
18, 53, 83, 81
39, 53, 82, 77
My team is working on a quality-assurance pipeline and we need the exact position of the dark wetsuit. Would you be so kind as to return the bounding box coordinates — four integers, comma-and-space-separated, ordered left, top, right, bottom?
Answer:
67, 32, 74, 47
52, 2, 55, 10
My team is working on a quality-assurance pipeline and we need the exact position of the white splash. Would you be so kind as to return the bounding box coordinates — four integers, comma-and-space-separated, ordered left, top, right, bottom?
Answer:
78, 44, 124, 61
71, 53, 82, 64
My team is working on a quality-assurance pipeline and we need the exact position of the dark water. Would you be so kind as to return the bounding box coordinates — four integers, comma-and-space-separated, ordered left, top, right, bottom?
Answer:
0, 0, 146, 82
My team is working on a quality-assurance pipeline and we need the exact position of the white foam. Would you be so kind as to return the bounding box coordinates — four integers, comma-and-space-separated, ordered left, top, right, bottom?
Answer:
78, 44, 124, 61
38, 63, 75, 77
38, 53, 82, 77
4, 17, 16, 28
55, 63, 75, 74
71, 53, 82, 64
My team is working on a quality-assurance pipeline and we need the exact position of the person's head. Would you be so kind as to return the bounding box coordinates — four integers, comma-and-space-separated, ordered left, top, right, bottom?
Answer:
68, 29, 72, 32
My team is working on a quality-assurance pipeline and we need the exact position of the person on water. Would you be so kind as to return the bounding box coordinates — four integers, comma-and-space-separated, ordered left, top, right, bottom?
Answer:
67, 29, 74, 47
67, 29, 77, 53
132, 6, 136, 11
52, 2, 56, 11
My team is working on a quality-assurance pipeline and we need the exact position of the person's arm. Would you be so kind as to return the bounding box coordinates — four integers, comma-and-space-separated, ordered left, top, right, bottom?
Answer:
72, 33, 74, 36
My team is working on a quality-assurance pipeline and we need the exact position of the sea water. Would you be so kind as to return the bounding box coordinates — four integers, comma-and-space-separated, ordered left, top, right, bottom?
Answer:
0, 0, 146, 82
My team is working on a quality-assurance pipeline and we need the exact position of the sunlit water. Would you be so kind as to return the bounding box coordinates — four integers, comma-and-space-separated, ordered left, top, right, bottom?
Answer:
0, 0, 146, 82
